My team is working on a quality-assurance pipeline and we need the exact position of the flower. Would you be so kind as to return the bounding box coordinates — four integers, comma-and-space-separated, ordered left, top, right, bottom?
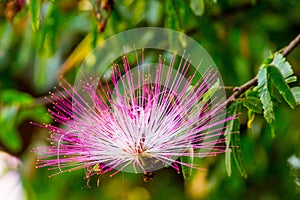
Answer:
34, 51, 234, 180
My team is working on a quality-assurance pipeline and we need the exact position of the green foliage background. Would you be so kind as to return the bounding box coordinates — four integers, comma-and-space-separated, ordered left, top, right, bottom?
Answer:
0, 0, 300, 199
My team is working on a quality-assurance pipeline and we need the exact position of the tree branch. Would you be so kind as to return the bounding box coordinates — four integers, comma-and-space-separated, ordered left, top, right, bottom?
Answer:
34, 34, 300, 108
225, 33, 300, 107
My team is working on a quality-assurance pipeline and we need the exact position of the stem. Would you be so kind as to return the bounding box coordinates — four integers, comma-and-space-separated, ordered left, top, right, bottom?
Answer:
34, 34, 300, 107
224, 33, 300, 107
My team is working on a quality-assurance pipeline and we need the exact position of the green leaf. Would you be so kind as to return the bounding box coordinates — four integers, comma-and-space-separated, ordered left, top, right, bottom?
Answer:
257, 67, 275, 123
224, 106, 235, 177
29, 0, 41, 31
17, 106, 52, 125
245, 88, 260, 98
190, 0, 205, 16
0, 89, 33, 105
225, 103, 247, 178
262, 57, 273, 65
247, 109, 255, 129
271, 53, 293, 79
38, 2, 58, 56
292, 87, 300, 104
180, 145, 194, 180
165, 0, 180, 30
201, 79, 220, 105
285, 76, 297, 84
0, 128, 22, 152
243, 96, 263, 114
0, 106, 22, 152
267, 65, 296, 109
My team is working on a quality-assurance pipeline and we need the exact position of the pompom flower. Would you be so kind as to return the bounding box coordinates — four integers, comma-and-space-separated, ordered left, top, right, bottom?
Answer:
34, 51, 234, 180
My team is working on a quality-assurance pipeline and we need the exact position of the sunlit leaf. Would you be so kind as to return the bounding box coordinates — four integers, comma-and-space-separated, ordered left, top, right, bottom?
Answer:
29, 0, 41, 31
38, 2, 58, 57
285, 76, 297, 84
292, 87, 300, 105
247, 110, 255, 129
257, 67, 275, 123
271, 53, 293, 79
0, 89, 33, 105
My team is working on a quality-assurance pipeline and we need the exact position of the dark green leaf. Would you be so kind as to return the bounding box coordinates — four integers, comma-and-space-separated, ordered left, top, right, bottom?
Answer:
267, 65, 296, 109
243, 96, 263, 114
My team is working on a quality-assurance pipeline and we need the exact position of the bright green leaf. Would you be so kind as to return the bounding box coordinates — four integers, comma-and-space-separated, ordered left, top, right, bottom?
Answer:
245, 88, 260, 98
38, 2, 58, 57
29, 0, 41, 31
285, 76, 297, 84
247, 109, 255, 129
0, 89, 33, 105
17, 106, 52, 125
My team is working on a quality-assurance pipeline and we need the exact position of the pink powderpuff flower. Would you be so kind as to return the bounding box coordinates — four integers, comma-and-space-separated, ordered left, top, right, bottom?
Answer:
34, 52, 234, 180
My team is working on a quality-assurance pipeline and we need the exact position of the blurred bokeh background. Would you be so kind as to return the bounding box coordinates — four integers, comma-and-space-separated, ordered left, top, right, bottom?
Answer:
1, 0, 300, 199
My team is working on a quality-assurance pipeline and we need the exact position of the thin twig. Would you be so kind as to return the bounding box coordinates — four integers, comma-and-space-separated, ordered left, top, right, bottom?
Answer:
281, 34, 300, 57
34, 34, 300, 107
224, 33, 300, 108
